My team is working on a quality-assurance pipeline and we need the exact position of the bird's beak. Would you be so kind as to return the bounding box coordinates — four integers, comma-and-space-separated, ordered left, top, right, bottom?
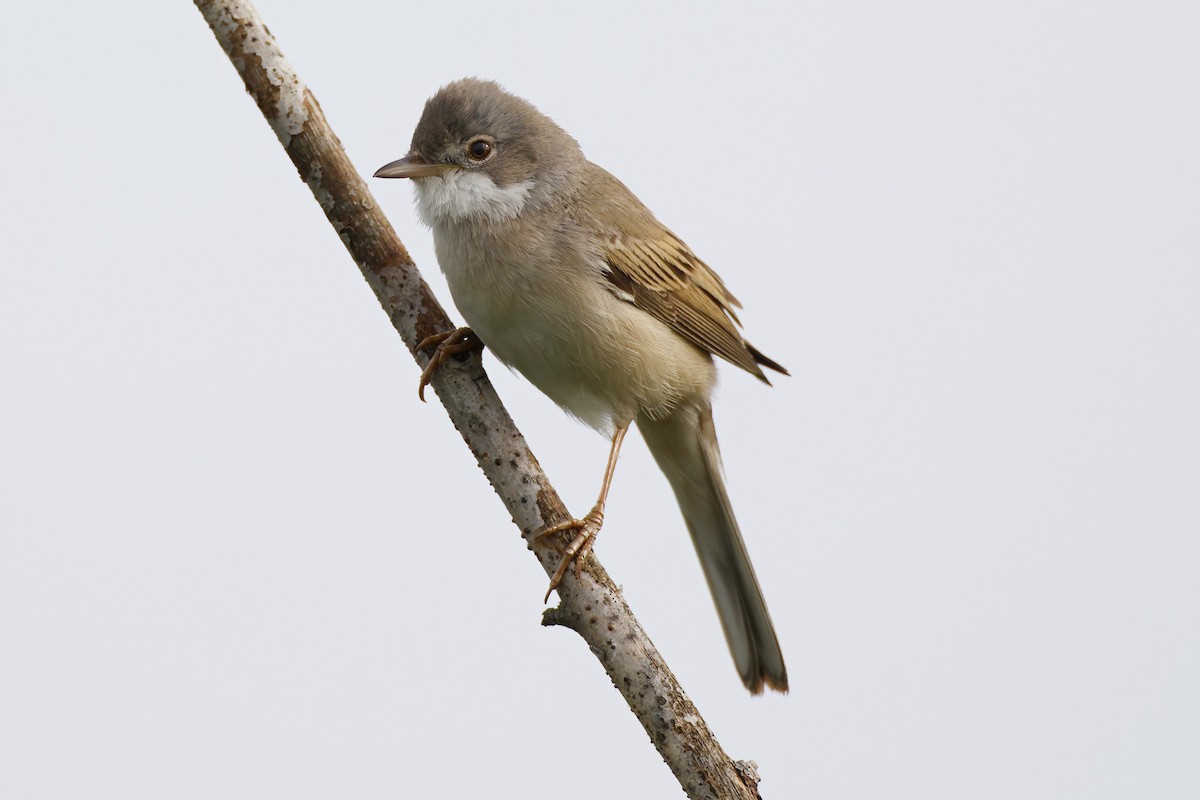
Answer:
373, 154, 456, 179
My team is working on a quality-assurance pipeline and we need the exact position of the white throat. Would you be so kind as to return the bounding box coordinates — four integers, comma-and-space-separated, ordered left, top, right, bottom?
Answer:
413, 170, 533, 226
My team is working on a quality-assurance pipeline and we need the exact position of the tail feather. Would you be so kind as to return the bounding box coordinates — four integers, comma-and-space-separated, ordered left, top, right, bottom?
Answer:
638, 403, 788, 694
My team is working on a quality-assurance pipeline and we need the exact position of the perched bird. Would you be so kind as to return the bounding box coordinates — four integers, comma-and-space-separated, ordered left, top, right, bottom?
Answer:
375, 79, 788, 693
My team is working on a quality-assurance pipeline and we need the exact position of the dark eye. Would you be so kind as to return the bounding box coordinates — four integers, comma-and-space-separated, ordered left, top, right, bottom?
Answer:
467, 139, 492, 160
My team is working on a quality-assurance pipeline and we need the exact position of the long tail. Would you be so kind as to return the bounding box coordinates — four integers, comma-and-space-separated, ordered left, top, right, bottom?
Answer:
638, 402, 788, 694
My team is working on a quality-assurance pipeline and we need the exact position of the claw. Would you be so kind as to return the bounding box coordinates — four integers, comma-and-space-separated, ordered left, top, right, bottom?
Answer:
415, 327, 482, 401
533, 505, 605, 602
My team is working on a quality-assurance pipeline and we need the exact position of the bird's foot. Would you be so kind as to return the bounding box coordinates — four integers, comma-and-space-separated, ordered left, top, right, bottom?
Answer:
415, 327, 483, 401
533, 504, 605, 602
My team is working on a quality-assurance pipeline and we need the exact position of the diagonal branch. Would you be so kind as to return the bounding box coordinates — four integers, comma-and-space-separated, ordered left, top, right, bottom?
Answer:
193, 2, 764, 797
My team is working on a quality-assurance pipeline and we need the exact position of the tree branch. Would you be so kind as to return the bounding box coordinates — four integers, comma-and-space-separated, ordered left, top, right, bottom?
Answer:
193, 2, 764, 797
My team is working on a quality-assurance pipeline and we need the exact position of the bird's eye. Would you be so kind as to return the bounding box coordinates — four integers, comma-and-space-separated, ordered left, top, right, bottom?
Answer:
467, 139, 492, 160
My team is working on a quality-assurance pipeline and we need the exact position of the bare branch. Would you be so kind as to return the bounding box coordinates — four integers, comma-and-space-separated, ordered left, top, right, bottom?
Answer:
193, 2, 764, 797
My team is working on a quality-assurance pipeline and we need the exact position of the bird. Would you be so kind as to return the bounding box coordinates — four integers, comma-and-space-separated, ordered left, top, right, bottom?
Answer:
375, 78, 788, 694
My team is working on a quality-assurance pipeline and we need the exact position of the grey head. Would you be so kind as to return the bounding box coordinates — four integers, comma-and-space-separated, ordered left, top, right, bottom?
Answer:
375, 79, 585, 224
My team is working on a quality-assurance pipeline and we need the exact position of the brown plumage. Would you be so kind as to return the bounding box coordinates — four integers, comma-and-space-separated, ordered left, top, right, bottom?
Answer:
578, 163, 789, 383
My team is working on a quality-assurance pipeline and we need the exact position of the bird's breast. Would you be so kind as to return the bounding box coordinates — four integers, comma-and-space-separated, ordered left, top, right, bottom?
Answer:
430, 222, 716, 432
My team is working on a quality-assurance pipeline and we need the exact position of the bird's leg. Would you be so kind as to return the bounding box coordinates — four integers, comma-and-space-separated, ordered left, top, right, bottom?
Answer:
414, 326, 483, 402
534, 424, 630, 601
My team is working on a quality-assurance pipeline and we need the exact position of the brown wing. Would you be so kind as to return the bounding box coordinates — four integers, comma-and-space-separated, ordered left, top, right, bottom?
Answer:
574, 162, 787, 382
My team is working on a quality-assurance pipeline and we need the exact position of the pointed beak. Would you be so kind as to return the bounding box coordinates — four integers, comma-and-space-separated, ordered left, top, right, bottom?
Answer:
373, 154, 456, 179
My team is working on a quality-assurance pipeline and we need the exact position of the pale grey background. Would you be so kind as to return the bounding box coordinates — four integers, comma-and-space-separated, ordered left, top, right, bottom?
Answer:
2, 1, 1198, 797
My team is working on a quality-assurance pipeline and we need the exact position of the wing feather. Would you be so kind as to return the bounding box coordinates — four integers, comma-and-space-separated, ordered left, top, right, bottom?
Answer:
574, 163, 787, 382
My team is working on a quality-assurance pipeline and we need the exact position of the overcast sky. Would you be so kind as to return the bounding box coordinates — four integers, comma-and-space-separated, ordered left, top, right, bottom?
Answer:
2, 1, 1198, 798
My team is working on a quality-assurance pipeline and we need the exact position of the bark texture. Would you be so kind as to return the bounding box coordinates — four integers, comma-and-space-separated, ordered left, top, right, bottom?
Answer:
194, 2, 765, 797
